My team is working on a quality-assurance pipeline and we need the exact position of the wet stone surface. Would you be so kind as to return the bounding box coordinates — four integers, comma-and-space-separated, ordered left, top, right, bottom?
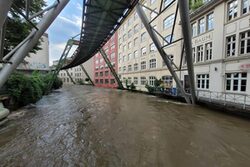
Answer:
0, 85, 250, 167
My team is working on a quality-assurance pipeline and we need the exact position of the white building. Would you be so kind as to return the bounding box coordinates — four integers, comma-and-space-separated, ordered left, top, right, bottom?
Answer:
17, 33, 49, 73
58, 57, 94, 85
118, 0, 250, 106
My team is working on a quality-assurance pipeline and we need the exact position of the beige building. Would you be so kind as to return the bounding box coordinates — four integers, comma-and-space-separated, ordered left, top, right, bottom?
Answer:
118, 0, 182, 91
118, 0, 250, 105
58, 57, 94, 85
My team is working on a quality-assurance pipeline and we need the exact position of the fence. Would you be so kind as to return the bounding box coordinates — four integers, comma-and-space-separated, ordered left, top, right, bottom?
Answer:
196, 90, 250, 110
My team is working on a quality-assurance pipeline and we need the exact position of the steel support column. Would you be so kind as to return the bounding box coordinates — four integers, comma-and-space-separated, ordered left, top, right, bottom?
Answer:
0, 0, 13, 60
99, 48, 124, 89
0, 0, 13, 29
0, 0, 70, 89
65, 70, 76, 84
136, 4, 191, 104
80, 64, 94, 86
178, 0, 196, 104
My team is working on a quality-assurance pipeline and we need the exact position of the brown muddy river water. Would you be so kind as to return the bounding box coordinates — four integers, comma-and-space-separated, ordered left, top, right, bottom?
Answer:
0, 85, 250, 167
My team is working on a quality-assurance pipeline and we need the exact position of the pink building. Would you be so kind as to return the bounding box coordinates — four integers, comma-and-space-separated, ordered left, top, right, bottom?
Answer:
93, 32, 118, 88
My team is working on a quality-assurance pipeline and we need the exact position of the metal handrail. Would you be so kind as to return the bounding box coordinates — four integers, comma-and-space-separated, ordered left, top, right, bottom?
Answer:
196, 90, 250, 110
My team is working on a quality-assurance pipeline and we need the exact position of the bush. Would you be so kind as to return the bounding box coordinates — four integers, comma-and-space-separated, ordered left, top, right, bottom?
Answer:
191, 0, 203, 11
145, 84, 155, 93
5, 72, 63, 108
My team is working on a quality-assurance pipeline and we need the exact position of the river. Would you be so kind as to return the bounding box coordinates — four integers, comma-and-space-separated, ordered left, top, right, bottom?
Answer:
0, 85, 250, 167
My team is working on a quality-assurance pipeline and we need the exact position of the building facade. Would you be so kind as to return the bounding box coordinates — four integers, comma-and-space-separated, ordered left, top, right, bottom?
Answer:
93, 32, 119, 88
17, 33, 50, 73
181, 0, 250, 103
117, 0, 182, 92
58, 57, 94, 85
117, 0, 250, 105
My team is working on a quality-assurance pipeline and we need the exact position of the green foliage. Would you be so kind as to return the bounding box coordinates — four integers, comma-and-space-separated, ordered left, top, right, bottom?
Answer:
52, 76, 63, 90
77, 79, 84, 85
5, 72, 62, 107
130, 83, 136, 90
3, 0, 46, 55
145, 84, 155, 93
190, 0, 204, 11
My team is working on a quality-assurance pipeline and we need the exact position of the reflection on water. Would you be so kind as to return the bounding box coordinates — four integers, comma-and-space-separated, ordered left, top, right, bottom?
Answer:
0, 85, 250, 167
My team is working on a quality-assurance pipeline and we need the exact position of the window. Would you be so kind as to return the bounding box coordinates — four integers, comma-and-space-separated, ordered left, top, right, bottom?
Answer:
149, 76, 156, 86
123, 45, 126, 52
242, 0, 250, 14
150, 43, 156, 52
198, 17, 205, 34
128, 77, 132, 84
240, 31, 250, 55
228, 0, 238, 21
134, 24, 140, 34
149, 59, 157, 68
141, 47, 147, 56
141, 32, 147, 42
134, 63, 138, 71
192, 23, 197, 37
163, 14, 175, 29
197, 74, 209, 89
226, 35, 236, 57
192, 47, 196, 63
134, 12, 138, 20
110, 53, 115, 59
119, 67, 121, 72
100, 72, 103, 76
134, 37, 138, 46
164, 0, 174, 7
197, 45, 204, 62
123, 34, 127, 41
128, 53, 132, 60
207, 13, 214, 31
128, 65, 132, 72
105, 71, 109, 76
95, 79, 99, 84
123, 55, 126, 62
123, 66, 126, 72
226, 73, 247, 92
128, 42, 132, 49
205, 43, 212, 61
110, 79, 115, 84
95, 72, 98, 77
141, 77, 147, 85
128, 29, 133, 38
134, 77, 138, 85
141, 61, 146, 70
134, 50, 138, 58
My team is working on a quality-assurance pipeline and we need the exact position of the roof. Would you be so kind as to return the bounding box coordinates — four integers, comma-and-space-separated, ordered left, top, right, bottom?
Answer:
62, 0, 139, 69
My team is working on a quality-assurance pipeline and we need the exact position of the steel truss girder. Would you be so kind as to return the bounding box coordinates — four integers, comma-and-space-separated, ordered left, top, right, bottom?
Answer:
0, 0, 70, 89
65, 69, 76, 84
48, 39, 75, 90
99, 48, 123, 89
136, 4, 191, 104
80, 64, 94, 86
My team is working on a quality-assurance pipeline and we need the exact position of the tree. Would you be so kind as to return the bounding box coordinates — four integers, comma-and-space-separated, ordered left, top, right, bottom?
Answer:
3, 0, 46, 56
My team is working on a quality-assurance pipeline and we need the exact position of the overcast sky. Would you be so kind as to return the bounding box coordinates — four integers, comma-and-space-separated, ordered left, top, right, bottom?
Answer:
44, 0, 83, 65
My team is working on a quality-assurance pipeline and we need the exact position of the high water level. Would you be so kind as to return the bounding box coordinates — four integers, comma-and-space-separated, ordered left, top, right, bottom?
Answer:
0, 85, 250, 167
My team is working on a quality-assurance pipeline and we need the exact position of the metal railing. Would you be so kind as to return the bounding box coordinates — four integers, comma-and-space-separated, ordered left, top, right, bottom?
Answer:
196, 90, 250, 110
